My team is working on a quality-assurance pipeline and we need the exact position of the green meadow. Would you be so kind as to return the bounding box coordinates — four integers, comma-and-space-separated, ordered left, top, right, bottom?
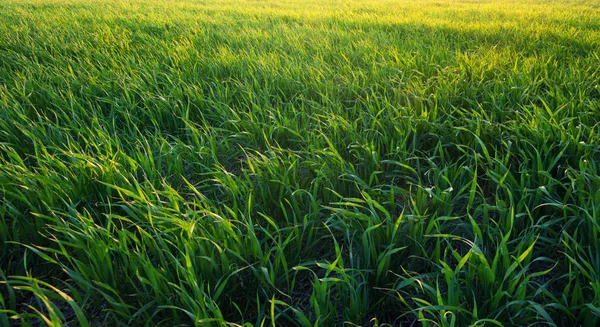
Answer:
1, 0, 600, 325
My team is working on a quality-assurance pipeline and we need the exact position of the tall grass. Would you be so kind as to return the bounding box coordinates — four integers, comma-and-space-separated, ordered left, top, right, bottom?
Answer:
1, 0, 600, 325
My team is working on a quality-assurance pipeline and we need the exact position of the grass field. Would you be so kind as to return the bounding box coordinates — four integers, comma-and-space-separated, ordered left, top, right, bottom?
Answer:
1, 0, 600, 325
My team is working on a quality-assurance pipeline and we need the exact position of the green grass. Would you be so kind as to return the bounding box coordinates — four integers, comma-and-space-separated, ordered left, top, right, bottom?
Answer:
1, 0, 600, 325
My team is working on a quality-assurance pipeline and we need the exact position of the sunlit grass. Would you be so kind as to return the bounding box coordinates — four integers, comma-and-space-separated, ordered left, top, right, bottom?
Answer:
1, 0, 600, 325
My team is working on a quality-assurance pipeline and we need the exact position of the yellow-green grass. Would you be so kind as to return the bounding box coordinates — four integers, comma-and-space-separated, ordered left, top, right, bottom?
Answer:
1, 0, 599, 325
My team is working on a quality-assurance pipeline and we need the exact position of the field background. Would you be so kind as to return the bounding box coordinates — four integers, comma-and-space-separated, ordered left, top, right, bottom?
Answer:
1, 0, 600, 325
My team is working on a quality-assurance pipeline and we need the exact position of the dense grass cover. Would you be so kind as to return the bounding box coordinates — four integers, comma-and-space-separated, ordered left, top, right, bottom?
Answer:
1, 0, 600, 325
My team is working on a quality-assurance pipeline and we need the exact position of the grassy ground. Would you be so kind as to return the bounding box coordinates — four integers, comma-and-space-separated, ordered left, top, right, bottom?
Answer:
1, 0, 600, 325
